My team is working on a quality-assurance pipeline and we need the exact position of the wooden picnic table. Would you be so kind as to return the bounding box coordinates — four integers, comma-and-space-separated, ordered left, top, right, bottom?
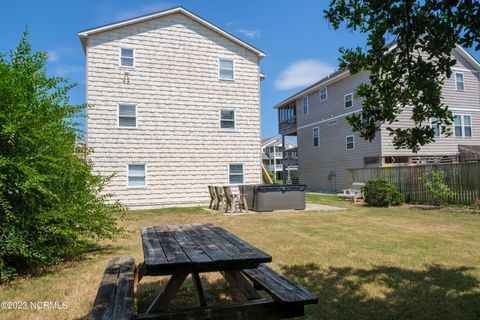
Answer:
91, 223, 317, 320
137, 223, 272, 313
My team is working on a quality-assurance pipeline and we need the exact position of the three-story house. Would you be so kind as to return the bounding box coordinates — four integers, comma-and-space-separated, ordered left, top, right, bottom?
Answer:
275, 45, 480, 191
79, 7, 265, 208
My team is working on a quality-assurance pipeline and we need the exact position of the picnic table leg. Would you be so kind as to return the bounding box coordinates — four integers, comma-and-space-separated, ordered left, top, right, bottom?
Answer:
192, 272, 207, 307
134, 262, 146, 290
146, 273, 188, 313
221, 271, 261, 301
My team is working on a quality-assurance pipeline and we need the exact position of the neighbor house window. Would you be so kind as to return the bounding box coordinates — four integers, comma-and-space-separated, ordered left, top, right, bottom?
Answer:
454, 115, 472, 138
220, 109, 235, 130
120, 48, 134, 67
313, 127, 319, 147
118, 104, 137, 128
229, 164, 244, 184
455, 72, 464, 91
430, 117, 440, 137
219, 58, 234, 80
346, 135, 355, 150
303, 96, 309, 114
127, 164, 146, 187
319, 87, 328, 101
344, 93, 353, 108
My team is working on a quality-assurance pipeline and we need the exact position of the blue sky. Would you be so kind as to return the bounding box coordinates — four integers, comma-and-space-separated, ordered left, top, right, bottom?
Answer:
2, 1, 479, 140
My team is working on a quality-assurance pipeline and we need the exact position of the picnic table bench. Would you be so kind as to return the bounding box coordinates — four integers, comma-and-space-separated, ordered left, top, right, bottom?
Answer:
91, 223, 317, 320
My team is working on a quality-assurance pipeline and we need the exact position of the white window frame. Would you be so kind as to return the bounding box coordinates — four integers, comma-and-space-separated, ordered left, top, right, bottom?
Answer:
302, 96, 309, 114
453, 114, 472, 138
219, 108, 236, 131
344, 93, 353, 109
119, 47, 135, 68
319, 87, 328, 101
218, 58, 235, 81
430, 117, 440, 137
346, 135, 355, 150
313, 127, 319, 147
455, 72, 464, 91
228, 163, 244, 185
117, 104, 138, 129
127, 164, 147, 188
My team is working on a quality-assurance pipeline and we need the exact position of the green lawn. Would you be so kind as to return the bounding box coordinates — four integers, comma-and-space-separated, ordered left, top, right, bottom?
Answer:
1, 195, 480, 319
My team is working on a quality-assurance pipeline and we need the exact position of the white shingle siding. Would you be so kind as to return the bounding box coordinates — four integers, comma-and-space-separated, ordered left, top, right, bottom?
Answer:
86, 13, 262, 209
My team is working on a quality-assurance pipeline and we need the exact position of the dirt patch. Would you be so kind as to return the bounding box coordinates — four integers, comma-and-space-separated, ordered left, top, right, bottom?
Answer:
405, 203, 480, 215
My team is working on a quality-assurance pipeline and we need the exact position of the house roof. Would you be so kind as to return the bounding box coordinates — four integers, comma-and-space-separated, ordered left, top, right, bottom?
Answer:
275, 44, 480, 109
77, 6, 266, 59
261, 136, 296, 148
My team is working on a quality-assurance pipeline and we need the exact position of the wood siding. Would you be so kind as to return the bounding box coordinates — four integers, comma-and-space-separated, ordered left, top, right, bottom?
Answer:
381, 51, 480, 156
295, 72, 381, 192
292, 49, 479, 192
86, 12, 262, 209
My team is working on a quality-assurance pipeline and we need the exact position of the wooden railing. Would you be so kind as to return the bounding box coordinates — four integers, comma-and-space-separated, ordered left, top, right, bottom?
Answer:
279, 117, 297, 135
346, 162, 480, 205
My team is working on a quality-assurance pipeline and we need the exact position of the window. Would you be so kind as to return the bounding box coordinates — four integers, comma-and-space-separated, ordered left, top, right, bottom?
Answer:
219, 58, 234, 80
346, 135, 355, 150
120, 48, 134, 67
313, 127, 319, 147
127, 164, 146, 187
229, 164, 244, 184
303, 96, 309, 114
118, 104, 137, 128
454, 115, 472, 138
319, 87, 328, 101
220, 109, 235, 130
430, 117, 440, 137
455, 72, 464, 91
344, 93, 353, 108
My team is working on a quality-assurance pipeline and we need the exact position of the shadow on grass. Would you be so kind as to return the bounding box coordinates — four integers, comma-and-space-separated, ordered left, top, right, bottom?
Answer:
135, 274, 251, 313
14, 243, 120, 281
281, 263, 480, 320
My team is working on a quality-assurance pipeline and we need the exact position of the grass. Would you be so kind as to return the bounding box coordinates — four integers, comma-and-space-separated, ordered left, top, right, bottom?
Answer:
1, 195, 480, 319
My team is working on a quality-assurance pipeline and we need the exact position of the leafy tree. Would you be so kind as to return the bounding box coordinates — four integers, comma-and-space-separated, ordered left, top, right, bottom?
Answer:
422, 170, 454, 206
0, 31, 125, 281
324, 1, 480, 152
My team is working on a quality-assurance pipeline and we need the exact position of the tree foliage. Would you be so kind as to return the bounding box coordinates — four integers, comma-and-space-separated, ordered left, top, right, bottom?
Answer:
422, 170, 455, 206
0, 31, 125, 281
324, 0, 480, 152
363, 179, 404, 207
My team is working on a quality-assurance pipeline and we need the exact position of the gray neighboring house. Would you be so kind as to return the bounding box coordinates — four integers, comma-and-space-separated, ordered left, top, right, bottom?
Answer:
78, 7, 265, 209
275, 45, 480, 192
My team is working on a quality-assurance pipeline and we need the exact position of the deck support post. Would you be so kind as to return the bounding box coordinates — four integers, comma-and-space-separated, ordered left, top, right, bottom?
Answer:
282, 135, 286, 184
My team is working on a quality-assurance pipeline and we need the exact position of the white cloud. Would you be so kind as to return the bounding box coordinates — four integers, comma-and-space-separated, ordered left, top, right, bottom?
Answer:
274, 59, 336, 90
47, 47, 78, 62
225, 20, 247, 26
53, 65, 84, 77
236, 29, 261, 39
111, 2, 174, 21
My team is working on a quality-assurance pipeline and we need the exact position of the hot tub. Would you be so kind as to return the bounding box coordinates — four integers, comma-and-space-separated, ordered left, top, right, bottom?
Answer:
239, 184, 306, 211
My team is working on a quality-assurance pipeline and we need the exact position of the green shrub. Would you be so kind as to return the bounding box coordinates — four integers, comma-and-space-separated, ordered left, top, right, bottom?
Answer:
363, 179, 404, 207
0, 31, 125, 281
422, 170, 454, 207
